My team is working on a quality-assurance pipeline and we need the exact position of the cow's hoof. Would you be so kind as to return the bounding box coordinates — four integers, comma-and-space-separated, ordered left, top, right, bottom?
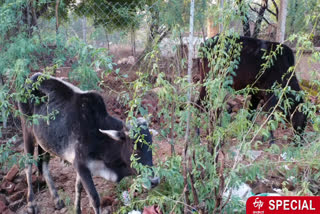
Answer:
75, 207, 82, 214
54, 198, 65, 210
26, 203, 38, 214
269, 139, 275, 145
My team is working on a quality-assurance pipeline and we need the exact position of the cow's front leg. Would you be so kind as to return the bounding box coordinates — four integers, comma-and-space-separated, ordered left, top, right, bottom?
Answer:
41, 152, 65, 210
76, 164, 100, 214
24, 132, 38, 214
75, 173, 83, 214
26, 163, 38, 214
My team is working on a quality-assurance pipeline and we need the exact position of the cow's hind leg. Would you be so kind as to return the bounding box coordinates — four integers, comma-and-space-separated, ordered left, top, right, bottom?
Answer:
250, 93, 276, 144
75, 173, 83, 214
24, 131, 38, 214
41, 151, 65, 210
248, 93, 261, 114
261, 95, 279, 145
76, 164, 101, 214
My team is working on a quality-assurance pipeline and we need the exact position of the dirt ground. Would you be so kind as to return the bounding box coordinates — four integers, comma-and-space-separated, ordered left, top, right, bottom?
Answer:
0, 46, 319, 214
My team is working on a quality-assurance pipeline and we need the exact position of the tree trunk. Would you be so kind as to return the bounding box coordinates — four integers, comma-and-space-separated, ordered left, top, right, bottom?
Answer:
134, 3, 170, 68
276, 0, 288, 43
237, 0, 251, 36
55, 0, 60, 34
252, 0, 268, 38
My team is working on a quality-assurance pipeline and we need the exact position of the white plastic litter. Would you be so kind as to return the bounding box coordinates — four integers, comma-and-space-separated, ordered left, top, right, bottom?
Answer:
256, 193, 282, 196
128, 210, 142, 214
281, 152, 287, 160
248, 150, 263, 161
122, 191, 131, 206
224, 183, 253, 201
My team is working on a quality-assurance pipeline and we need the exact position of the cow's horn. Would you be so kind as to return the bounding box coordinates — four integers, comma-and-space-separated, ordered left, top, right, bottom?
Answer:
149, 129, 159, 136
99, 129, 120, 141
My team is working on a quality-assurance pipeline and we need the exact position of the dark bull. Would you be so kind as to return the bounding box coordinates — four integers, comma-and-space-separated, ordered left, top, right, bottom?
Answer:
197, 35, 306, 142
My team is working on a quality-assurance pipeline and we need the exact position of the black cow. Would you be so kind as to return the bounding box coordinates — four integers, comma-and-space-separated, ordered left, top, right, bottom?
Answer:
197, 35, 306, 140
19, 73, 159, 214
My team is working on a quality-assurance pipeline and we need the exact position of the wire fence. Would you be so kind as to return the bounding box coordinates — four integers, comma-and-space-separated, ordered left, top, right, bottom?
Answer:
12, 0, 320, 71
36, 1, 151, 55
33, 0, 210, 61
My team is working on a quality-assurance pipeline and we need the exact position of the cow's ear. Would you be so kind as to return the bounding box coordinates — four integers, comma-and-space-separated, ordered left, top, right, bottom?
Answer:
99, 129, 120, 141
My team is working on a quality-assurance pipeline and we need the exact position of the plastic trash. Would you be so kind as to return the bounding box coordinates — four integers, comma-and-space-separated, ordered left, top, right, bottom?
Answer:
247, 150, 262, 161
256, 193, 282, 196
224, 183, 254, 201
128, 210, 142, 214
122, 191, 131, 206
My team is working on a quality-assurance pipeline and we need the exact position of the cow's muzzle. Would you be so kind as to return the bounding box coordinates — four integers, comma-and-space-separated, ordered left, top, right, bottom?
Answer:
149, 176, 160, 188
142, 176, 160, 189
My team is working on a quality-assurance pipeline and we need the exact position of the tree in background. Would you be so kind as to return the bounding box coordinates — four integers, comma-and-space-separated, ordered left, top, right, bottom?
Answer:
235, 0, 320, 43
236, 0, 278, 38
276, 0, 287, 42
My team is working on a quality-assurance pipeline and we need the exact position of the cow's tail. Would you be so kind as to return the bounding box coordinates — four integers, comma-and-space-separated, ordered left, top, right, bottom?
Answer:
283, 45, 307, 135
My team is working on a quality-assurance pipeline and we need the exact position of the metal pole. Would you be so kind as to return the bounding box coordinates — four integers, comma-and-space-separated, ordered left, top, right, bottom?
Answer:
184, 0, 195, 145
183, 1, 195, 211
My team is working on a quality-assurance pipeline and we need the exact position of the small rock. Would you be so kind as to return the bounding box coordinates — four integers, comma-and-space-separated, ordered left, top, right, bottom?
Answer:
102, 207, 112, 214
14, 141, 24, 152
230, 112, 237, 118
8, 190, 26, 202
284, 181, 295, 191
252, 183, 273, 195
0, 201, 7, 213
114, 109, 122, 114
8, 198, 25, 212
228, 100, 239, 107
0, 181, 15, 194
234, 96, 244, 103
32, 166, 37, 174
2, 208, 15, 214
127, 56, 135, 65
5, 165, 19, 182
101, 196, 114, 207
143, 205, 162, 214
129, 210, 141, 214
14, 182, 27, 192
60, 207, 68, 213
0, 193, 8, 205
13, 177, 23, 184
31, 175, 46, 186
232, 105, 241, 113
112, 198, 119, 207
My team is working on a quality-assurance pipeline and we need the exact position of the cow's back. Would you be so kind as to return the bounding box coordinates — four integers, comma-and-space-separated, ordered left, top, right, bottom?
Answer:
19, 75, 80, 157
232, 36, 296, 90
197, 35, 306, 135
19, 73, 123, 160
